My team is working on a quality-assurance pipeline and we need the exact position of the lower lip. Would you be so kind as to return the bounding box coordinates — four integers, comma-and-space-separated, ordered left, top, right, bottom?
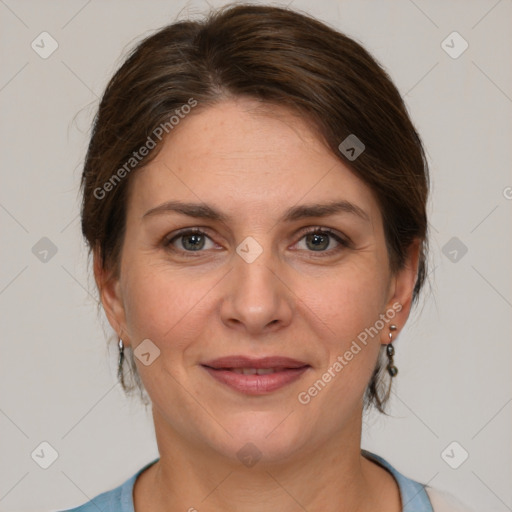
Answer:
202, 366, 310, 395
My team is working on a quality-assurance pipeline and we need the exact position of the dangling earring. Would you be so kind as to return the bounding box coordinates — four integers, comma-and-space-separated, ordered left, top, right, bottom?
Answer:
117, 338, 125, 381
386, 324, 398, 377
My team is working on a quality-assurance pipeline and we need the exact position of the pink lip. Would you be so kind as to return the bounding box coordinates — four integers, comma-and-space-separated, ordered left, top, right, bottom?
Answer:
202, 355, 308, 369
201, 355, 310, 395
203, 366, 309, 395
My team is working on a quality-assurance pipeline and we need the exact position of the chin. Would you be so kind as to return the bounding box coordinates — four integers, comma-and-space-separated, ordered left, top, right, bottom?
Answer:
206, 410, 309, 466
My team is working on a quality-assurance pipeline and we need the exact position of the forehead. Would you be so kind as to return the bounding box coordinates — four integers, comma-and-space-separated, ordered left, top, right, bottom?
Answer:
127, 98, 381, 224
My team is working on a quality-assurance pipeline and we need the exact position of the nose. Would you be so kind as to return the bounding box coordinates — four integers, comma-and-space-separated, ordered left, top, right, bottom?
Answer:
220, 245, 294, 336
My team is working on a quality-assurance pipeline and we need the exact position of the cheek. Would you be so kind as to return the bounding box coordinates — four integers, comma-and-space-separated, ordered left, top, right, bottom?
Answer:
121, 261, 212, 346
295, 270, 385, 421
294, 259, 388, 402
301, 260, 389, 342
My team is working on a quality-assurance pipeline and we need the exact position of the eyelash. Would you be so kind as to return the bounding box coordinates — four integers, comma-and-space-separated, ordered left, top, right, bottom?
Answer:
163, 227, 351, 258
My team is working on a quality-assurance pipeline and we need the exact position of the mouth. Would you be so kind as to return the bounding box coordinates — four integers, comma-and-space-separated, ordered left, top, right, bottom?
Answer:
220, 367, 296, 375
201, 356, 311, 395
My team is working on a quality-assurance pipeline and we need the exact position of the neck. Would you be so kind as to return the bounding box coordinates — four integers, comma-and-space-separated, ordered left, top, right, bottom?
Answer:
134, 407, 400, 512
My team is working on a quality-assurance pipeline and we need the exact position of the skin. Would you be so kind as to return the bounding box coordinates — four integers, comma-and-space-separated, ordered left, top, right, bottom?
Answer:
95, 97, 420, 512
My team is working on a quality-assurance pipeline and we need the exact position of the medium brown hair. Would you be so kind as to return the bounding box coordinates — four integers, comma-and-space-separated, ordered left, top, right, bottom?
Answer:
81, 3, 429, 412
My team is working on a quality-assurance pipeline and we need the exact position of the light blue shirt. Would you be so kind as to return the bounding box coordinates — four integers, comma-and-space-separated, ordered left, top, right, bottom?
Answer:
58, 450, 434, 512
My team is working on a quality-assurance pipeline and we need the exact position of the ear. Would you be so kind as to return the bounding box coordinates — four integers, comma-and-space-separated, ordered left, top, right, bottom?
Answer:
93, 247, 130, 347
380, 239, 421, 344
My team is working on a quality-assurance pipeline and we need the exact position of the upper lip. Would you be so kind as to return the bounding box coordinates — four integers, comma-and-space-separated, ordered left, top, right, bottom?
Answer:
202, 356, 309, 370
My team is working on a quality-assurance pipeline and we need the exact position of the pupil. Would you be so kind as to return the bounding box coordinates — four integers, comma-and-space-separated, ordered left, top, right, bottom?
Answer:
307, 233, 328, 250
183, 234, 204, 251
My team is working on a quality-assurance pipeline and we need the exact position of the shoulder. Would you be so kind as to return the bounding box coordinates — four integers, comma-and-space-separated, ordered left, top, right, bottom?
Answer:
425, 487, 476, 512
56, 483, 124, 512
57, 458, 159, 512
362, 450, 471, 512
363, 450, 432, 510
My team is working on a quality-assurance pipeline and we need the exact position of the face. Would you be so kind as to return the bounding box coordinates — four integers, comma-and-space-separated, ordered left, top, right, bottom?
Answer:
97, 97, 418, 465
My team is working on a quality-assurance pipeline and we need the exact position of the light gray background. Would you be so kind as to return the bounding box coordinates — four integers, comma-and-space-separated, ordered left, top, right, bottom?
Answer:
1, 0, 511, 511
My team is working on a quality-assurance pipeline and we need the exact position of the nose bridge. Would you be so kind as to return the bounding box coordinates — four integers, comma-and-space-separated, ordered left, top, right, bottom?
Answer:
221, 236, 293, 333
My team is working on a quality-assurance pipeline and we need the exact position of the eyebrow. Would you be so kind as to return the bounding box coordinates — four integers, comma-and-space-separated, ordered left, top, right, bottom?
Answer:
142, 199, 370, 223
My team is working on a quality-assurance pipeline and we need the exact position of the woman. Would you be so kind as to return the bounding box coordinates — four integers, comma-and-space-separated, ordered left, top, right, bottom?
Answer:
60, 3, 472, 511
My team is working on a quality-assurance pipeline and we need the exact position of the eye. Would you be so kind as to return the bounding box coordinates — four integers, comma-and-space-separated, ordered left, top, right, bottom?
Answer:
164, 229, 216, 253
294, 227, 349, 254
163, 226, 350, 257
